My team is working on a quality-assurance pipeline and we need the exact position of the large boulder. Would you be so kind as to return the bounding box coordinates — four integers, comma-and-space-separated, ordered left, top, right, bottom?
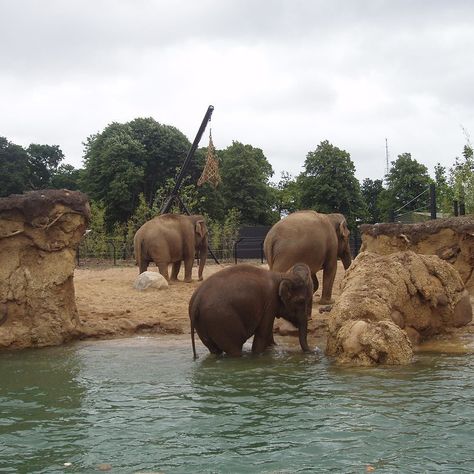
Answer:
326, 251, 472, 366
133, 271, 169, 290
359, 216, 474, 290
0, 190, 90, 349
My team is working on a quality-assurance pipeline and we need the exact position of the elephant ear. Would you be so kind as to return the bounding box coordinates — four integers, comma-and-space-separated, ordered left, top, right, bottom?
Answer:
339, 221, 350, 240
195, 220, 208, 238
278, 279, 293, 303
291, 263, 311, 283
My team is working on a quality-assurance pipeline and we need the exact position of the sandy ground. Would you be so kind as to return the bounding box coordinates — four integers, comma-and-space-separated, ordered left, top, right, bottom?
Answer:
74, 260, 474, 352
74, 261, 341, 349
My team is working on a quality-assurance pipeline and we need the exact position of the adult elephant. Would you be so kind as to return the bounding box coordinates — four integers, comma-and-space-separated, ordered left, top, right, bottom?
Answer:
264, 211, 352, 305
189, 263, 313, 357
134, 214, 208, 282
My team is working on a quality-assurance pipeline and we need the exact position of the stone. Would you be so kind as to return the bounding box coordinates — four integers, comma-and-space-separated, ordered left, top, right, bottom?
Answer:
133, 271, 169, 291
0, 189, 90, 349
359, 216, 474, 290
326, 251, 472, 366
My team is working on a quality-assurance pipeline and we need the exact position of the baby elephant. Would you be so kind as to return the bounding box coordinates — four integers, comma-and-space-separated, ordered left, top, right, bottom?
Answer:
189, 263, 314, 358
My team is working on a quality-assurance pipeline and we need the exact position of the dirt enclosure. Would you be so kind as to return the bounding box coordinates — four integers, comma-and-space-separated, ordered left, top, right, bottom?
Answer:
74, 260, 474, 353
74, 261, 341, 349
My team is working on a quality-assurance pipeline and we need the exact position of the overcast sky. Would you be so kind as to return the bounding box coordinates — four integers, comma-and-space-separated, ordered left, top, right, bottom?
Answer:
1, 0, 473, 182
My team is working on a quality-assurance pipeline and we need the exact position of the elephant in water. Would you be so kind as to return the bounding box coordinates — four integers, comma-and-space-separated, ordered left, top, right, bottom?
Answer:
264, 211, 352, 305
133, 214, 208, 282
189, 263, 314, 357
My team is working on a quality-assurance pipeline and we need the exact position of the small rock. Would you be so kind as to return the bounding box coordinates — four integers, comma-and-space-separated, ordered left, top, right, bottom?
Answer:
97, 463, 112, 471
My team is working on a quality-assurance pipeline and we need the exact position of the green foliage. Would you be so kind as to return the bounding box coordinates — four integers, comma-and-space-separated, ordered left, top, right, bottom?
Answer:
81, 118, 192, 230
298, 140, 366, 228
50, 164, 83, 190
271, 171, 301, 218
0, 136, 80, 197
434, 163, 454, 214
26, 143, 64, 189
0, 136, 31, 197
449, 144, 474, 213
219, 141, 277, 225
381, 153, 432, 220
206, 208, 241, 260
361, 178, 384, 223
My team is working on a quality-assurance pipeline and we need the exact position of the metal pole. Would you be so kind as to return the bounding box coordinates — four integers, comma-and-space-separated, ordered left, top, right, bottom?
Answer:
430, 183, 437, 220
160, 105, 214, 214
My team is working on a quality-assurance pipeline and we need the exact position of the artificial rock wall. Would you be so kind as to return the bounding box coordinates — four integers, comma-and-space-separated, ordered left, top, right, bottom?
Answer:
326, 251, 472, 366
0, 190, 90, 349
359, 216, 474, 290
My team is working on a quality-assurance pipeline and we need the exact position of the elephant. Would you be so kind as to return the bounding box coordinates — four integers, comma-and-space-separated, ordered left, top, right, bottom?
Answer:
189, 263, 314, 357
263, 210, 352, 305
133, 213, 208, 282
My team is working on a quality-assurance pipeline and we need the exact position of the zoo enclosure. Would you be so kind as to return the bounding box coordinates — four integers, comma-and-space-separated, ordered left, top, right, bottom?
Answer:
77, 225, 363, 266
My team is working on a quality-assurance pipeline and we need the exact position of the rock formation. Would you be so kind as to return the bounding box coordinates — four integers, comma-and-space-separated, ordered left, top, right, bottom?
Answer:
326, 251, 472, 366
0, 190, 90, 349
359, 216, 474, 290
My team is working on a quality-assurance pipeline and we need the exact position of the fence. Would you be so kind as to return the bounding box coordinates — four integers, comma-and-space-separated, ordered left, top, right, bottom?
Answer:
77, 224, 362, 267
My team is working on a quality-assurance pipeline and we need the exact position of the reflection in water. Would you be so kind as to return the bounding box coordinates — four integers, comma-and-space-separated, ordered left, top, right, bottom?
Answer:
1, 337, 474, 473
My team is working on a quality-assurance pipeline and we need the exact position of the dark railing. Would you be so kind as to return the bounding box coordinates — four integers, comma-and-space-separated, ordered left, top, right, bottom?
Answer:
233, 237, 265, 264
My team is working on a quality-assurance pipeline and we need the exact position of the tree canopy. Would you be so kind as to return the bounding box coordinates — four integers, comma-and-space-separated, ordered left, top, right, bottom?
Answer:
0, 136, 73, 197
219, 141, 276, 225
298, 140, 366, 228
81, 118, 192, 229
361, 178, 384, 224
381, 153, 432, 219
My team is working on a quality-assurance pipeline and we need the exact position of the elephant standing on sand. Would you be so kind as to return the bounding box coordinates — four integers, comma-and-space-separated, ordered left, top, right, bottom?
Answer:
189, 263, 314, 357
264, 211, 352, 305
133, 214, 208, 282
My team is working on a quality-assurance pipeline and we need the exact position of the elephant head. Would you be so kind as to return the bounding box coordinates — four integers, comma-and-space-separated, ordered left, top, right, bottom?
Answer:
278, 263, 314, 352
192, 215, 208, 280
328, 213, 352, 270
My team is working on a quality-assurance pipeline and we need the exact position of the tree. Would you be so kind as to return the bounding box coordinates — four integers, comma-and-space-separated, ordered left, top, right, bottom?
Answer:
50, 164, 83, 190
0, 136, 31, 197
219, 141, 276, 225
434, 163, 454, 215
382, 153, 432, 219
26, 143, 64, 189
82, 118, 192, 230
449, 144, 474, 213
361, 178, 384, 224
271, 171, 301, 218
298, 140, 366, 228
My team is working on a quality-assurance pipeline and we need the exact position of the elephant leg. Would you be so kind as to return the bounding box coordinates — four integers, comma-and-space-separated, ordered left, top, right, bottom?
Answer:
252, 318, 275, 354
320, 263, 336, 305
170, 261, 181, 281
157, 262, 170, 281
183, 257, 193, 283
311, 273, 319, 293
139, 260, 149, 274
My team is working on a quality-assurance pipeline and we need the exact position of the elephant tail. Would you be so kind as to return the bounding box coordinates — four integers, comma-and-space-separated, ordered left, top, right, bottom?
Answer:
189, 294, 199, 360
264, 236, 276, 269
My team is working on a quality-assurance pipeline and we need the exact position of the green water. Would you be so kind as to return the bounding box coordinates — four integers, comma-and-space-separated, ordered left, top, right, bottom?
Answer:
1, 337, 474, 474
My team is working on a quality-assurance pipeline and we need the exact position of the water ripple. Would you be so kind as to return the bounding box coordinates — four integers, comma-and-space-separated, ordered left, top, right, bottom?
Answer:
1, 339, 474, 473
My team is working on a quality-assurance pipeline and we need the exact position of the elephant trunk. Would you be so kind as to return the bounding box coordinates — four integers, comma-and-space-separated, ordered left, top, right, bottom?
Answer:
341, 249, 352, 270
198, 239, 208, 281
298, 321, 310, 352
